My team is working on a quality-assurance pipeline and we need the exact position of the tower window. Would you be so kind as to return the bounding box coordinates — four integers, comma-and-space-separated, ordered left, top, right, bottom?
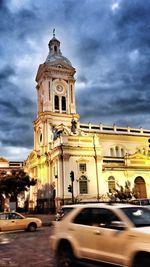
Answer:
49, 82, 51, 101
55, 95, 59, 110
62, 96, 66, 111
71, 85, 73, 103
54, 45, 57, 52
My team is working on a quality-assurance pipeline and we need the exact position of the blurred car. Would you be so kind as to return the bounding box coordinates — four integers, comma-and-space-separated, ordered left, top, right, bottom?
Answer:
55, 204, 81, 221
0, 211, 42, 232
130, 198, 150, 207
50, 203, 150, 267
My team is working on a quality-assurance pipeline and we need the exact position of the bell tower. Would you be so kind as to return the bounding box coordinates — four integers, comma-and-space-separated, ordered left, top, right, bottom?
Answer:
33, 30, 80, 152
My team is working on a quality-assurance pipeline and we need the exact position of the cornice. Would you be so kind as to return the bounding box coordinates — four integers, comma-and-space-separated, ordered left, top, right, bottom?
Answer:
36, 63, 75, 82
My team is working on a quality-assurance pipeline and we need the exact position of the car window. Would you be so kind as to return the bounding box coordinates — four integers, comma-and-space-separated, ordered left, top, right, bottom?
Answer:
63, 207, 74, 216
131, 200, 140, 205
9, 213, 22, 220
141, 199, 150, 205
73, 207, 121, 228
121, 207, 150, 227
0, 214, 9, 220
55, 207, 74, 221
73, 208, 91, 225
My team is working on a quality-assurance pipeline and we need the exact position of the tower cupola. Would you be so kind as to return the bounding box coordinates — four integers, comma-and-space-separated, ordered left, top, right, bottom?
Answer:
45, 29, 72, 66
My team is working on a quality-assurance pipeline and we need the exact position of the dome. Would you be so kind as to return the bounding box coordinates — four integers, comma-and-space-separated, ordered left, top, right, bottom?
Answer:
45, 33, 72, 67
45, 53, 72, 66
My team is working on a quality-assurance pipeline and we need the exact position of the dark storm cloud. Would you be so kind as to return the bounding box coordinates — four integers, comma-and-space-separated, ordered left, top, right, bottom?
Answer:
0, 0, 150, 160
0, 66, 15, 81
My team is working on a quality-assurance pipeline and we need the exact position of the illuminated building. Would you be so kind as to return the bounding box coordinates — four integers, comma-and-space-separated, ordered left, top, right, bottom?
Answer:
25, 32, 150, 211
0, 157, 23, 211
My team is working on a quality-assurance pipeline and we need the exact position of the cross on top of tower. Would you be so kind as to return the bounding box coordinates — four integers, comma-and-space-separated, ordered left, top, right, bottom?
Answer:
53, 28, 55, 38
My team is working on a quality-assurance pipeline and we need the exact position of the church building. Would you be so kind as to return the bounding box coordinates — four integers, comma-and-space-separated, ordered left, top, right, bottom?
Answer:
25, 32, 150, 212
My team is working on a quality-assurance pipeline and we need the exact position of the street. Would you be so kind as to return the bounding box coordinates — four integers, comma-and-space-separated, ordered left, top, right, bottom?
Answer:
0, 226, 117, 267
0, 227, 54, 267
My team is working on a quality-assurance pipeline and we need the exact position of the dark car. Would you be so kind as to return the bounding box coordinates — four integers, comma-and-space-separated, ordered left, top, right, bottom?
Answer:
130, 198, 150, 207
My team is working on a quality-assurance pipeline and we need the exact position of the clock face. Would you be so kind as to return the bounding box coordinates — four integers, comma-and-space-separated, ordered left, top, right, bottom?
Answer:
56, 85, 63, 93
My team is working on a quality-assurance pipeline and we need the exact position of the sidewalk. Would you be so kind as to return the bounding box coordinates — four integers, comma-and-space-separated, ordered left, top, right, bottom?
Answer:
25, 213, 55, 226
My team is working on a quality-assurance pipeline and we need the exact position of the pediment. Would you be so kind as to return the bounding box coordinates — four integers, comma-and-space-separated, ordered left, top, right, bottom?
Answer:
127, 152, 147, 160
0, 157, 9, 163
49, 61, 74, 70
28, 150, 38, 161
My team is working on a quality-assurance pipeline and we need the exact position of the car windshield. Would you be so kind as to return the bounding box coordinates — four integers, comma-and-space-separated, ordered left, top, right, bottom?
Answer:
55, 207, 74, 221
121, 207, 150, 227
141, 199, 150, 205
63, 207, 74, 215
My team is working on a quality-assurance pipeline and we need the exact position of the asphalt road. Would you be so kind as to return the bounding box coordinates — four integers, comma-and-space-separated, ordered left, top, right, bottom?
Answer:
0, 227, 117, 267
0, 227, 54, 267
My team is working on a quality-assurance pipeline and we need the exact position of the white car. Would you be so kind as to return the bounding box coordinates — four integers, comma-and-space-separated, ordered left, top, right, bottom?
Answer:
50, 203, 150, 267
55, 204, 82, 221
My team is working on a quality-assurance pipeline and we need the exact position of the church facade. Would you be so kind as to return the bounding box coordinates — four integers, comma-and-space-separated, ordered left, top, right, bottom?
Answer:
25, 33, 150, 212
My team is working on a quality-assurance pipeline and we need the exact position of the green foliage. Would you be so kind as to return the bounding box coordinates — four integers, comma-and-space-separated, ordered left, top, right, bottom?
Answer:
108, 180, 138, 202
0, 169, 37, 198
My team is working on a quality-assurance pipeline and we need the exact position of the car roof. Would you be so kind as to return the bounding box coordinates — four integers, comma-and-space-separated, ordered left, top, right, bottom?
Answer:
61, 204, 85, 208
61, 203, 141, 209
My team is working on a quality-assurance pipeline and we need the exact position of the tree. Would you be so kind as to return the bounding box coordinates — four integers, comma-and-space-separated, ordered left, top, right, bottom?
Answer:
0, 169, 37, 200
107, 180, 138, 202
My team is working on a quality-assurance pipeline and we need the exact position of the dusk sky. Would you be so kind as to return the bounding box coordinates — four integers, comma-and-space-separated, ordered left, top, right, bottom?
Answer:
1, 0, 150, 161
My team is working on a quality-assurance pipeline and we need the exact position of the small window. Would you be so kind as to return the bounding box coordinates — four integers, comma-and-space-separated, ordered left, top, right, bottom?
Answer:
79, 163, 86, 172
40, 133, 42, 143
108, 176, 115, 193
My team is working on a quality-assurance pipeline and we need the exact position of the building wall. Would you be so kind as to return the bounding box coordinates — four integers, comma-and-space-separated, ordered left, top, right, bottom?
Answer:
25, 35, 150, 211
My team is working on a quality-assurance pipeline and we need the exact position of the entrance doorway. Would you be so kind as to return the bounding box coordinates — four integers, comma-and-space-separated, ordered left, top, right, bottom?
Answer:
134, 177, 147, 198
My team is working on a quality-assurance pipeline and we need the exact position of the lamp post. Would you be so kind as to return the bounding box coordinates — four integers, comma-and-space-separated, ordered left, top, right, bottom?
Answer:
70, 171, 74, 203
93, 135, 100, 202
60, 143, 65, 205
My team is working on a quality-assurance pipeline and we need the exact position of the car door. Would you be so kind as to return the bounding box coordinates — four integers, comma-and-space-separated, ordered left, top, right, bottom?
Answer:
70, 207, 106, 260
0, 213, 13, 231
91, 208, 128, 265
71, 207, 128, 265
8, 212, 25, 231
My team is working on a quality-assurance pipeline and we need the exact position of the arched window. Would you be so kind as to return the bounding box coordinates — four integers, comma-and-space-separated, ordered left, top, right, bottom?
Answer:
71, 85, 73, 103
121, 148, 124, 157
110, 146, 125, 157
108, 176, 115, 193
54, 45, 57, 52
55, 95, 59, 110
79, 176, 88, 194
115, 146, 119, 157
110, 148, 114, 157
62, 96, 66, 111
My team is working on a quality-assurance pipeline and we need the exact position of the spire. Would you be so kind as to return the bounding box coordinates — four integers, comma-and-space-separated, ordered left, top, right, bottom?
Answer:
53, 28, 55, 38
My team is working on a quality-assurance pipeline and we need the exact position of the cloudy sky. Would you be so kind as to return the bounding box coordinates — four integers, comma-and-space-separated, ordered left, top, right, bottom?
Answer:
1, 0, 150, 161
